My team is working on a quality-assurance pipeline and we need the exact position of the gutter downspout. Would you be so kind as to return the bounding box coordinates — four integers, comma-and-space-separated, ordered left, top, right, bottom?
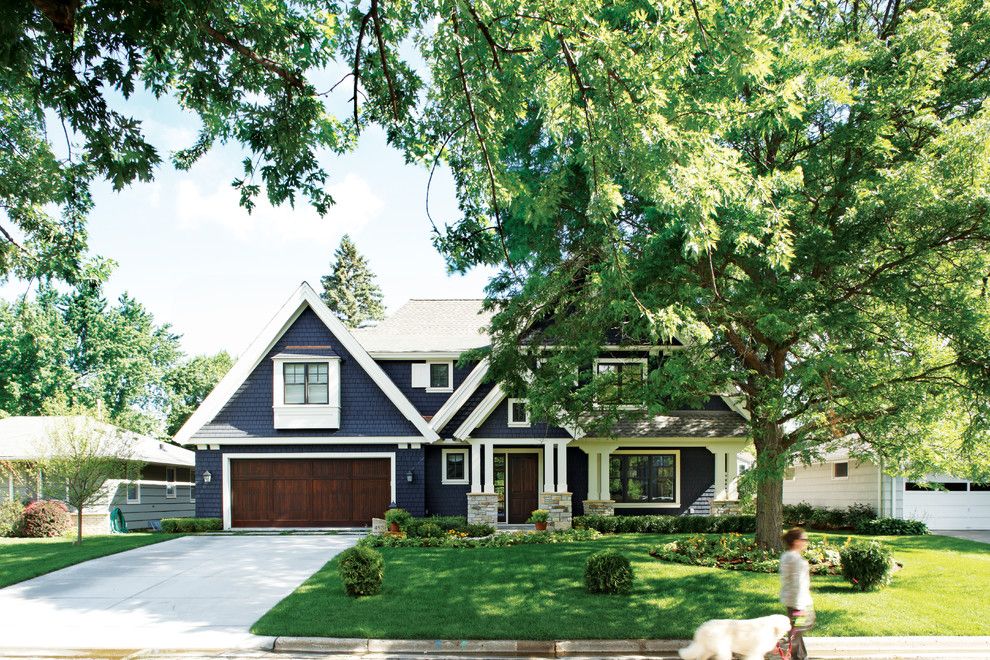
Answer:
877, 457, 884, 517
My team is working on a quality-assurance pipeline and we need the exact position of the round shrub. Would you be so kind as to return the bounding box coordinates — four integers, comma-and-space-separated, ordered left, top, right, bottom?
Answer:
0, 499, 24, 537
338, 546, 384, 597
20, 500, 70, 538
414, 521, 444, 538
585, 549, 634, 594
840, 541, 894, 591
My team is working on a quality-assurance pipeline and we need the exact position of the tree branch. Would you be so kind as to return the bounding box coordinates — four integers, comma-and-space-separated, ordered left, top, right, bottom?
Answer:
353, 11, 373, 129
370, 0, 400, 121
201, 23, 305, 90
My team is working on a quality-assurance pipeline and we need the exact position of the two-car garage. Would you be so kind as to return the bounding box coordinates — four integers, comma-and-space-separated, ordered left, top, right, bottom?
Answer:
228, 457, 392, 528
901, 479, 990, 531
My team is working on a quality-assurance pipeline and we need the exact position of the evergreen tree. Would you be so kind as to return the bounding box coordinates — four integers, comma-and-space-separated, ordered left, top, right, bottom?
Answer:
320, 235, 385, 328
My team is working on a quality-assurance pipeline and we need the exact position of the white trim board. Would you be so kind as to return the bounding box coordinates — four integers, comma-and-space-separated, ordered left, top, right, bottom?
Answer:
430, 358, 490, 432
221, 451, 397, 530
173, 282, 439, 446
187, 436, 425, 446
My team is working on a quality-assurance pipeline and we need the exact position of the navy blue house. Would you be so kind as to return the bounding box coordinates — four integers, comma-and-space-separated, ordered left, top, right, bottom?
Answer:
175, 283, 749, 528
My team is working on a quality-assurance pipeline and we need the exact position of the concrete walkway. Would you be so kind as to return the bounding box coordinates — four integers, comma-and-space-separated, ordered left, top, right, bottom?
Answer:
939, 530, 990, 544
0, 534, 358, 652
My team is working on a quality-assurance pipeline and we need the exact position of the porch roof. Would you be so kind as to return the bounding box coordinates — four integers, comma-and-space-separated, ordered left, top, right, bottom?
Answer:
606, 411, 749, 438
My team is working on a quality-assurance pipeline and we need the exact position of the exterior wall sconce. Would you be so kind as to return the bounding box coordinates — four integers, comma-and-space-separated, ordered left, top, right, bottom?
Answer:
406, 470, 414, 483
203, 470, 212, 484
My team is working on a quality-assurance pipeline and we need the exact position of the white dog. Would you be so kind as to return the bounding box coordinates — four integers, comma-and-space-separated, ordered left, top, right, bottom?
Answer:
678, 614, 792, 660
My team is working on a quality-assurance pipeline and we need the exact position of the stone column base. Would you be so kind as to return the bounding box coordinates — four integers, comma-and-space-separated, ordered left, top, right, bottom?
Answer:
467, 492, 499, 524
582, 500, 615, 517
711, 499, 742, 516
539, 492, 573, 530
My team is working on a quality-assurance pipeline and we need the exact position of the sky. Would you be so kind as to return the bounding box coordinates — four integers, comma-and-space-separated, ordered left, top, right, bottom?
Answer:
2, 90, 493, 359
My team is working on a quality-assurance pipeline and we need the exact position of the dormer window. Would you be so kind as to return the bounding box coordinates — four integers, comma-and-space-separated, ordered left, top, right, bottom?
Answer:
272, 354, 340, 429
411, 360, 453, 392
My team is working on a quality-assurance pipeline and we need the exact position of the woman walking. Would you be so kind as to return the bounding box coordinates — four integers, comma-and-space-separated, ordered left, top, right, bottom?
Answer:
780, 527, 815, 660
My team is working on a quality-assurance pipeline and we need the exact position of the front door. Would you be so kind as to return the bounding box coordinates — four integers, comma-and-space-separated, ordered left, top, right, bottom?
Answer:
507, 454, 539, 524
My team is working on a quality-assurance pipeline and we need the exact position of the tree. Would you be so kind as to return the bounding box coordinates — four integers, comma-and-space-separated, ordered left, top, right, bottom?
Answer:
320, 235, 385, 327
163, 352, 234, 437
36, 413, 143, 545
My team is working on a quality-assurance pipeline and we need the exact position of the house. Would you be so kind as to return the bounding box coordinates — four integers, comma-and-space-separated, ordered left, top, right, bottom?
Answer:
782, 448, 990, 530
0, 416, 196, 533
174, 282, 750, 529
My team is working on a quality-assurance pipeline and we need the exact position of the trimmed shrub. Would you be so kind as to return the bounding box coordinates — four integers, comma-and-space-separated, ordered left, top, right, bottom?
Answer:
362, 527, 600, 548
856, 517, 929, 536
399, 516, 494, 538
20, 500, 70, 537
338, 545, 384, 597
413, 521, 444, 539
464, 523, 495, 537
840, 541, 894, 591
573, 514, 755, 534
585, 549, 634, 594
0, 499, 24, 537
159, 517, 223, 533
783, 502, 877, 530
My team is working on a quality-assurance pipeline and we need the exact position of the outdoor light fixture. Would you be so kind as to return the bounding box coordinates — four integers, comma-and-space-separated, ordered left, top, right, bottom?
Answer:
406, 469, 414, 483
203, 470, 212, 484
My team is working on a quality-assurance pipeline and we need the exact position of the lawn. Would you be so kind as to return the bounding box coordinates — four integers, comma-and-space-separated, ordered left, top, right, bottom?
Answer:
252, 534, 990, 639
0, 534, 181, 588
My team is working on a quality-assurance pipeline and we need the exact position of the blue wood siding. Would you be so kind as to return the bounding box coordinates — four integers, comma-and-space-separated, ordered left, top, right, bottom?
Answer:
194, 307, 421, 438
472, 397, 572, 439
424, 445, 470, 516
377, 360, 477, 417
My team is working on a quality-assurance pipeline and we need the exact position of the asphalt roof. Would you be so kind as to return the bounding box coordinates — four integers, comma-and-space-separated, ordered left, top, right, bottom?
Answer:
606, 411, 749, 438
353, 299, 494, 353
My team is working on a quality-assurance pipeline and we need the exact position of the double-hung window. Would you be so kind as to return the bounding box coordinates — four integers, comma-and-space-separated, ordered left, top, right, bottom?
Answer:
442, 449, 469, 485
595, 359, 646, 405
609, 452, 678, 505
284, 363, 329, 404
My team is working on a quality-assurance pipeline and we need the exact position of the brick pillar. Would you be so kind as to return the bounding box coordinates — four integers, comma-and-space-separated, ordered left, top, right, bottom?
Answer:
467, 492, 498, 524
539, 492, 573, 530
582, 500, 615, 517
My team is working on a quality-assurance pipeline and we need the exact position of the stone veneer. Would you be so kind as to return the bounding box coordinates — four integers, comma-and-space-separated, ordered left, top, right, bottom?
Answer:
582, 500, 615, 517
467, 493, 499, 524
711, 500, 742, 516
538, 492, 573, 530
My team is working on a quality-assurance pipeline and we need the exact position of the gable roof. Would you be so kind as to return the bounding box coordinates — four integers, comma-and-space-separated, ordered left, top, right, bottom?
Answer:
429, 358, 490, 432
173, 283, 440, 445
0, 416, 194, 466
353, 299, 493, 354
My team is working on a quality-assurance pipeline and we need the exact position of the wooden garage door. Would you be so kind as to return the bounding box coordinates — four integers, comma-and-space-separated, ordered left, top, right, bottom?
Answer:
230, 458, 391, 527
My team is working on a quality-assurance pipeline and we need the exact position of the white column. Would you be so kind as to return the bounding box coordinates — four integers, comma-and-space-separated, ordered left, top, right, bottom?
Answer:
713, 449, 727, 500
556, 441, 568, 492
586, 452, 599, 500
726, 449, 739, 500
543, 442, 555, 492
599, 450, 611, 500
483, 441, 495, 493
470, 441, 482, 492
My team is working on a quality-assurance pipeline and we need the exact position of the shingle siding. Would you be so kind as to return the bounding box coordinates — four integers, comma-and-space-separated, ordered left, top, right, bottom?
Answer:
424, 445, 470, 516
195, 307, 421, 439
472, 398, 572, 439
377, 360, 477, 417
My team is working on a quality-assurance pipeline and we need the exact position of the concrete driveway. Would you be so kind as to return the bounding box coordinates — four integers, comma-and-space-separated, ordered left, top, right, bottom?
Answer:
0, 534, 358, 652
939, 530, 990, 544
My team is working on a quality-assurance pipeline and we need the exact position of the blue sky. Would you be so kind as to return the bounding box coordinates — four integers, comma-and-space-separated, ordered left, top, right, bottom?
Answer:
3, 90, 493, 358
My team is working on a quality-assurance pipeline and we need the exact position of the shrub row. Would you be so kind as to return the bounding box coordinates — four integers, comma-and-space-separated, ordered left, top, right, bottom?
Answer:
403, 515, 495, 538
650, 534, 843, 574
783, 502, 876, 530
159, 517, 223, 533
855, 517, 929, 536
362, 527, 601, 548
573, 514, 756, 534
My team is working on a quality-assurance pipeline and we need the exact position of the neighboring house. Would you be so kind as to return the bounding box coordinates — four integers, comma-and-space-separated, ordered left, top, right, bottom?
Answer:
0, 416, 196, 533
782, 449, 990, 531
175, 282, 749, 529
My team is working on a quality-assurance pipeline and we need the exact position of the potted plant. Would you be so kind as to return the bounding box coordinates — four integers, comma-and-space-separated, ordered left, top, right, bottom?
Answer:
528, 509, 550, 531
384, 507, 412, 533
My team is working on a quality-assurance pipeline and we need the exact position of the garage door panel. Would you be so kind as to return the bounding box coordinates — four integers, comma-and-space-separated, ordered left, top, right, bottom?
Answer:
272, 460, 313, 479
904, 490, 990, 530
353, 459, 389, 480
313, 479, 352, 523
232, 461, 272, 479
272, 479, 312, 522
230, 479, 271, 525
351, 477, 390, 523
312, 460, 352, 479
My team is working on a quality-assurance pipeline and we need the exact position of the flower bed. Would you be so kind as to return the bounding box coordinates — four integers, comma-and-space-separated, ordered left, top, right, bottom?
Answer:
650, 533, 844, 574
361, 527, 601, 548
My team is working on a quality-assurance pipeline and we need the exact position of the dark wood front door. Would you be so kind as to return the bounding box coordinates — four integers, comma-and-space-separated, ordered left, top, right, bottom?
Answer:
230, 458, 390, 527
507, 454, 539, 524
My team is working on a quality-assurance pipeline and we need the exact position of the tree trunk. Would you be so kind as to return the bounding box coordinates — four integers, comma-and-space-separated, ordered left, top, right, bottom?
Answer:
755, 473, 784, 551
76, 508, 83, 545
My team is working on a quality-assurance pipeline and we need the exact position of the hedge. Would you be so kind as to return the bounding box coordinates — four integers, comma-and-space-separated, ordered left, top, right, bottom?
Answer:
783, 502, 875, 530
573, 514, 756, 534
404, 516, 496, 538
159, 517, 223, 533
855, 517, 929, 535
362, 527, 601, 548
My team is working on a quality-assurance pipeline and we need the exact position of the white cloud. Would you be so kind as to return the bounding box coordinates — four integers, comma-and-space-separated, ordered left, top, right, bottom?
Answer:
174, 173, 383, 244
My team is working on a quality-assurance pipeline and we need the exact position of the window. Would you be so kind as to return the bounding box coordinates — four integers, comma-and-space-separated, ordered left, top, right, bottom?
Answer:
970, 482, 990, 491
429, 362, 452, 391
609, 452, 678, 505
833, 462, 849, 479
442, 448, 469, 485
126, 482, 140, 504
507, 398, 530, 427
165, 467, 176, 498
907, 481, 967, 491
784, 467, 796, 481
594, 359, 646, 404
284, 363, 329, 404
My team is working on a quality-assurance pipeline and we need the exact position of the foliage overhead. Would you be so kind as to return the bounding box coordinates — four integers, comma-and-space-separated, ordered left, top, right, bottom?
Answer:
320, 234, 386, 327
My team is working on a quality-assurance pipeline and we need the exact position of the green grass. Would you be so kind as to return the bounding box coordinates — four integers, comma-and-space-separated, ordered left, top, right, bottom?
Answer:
252, 534, 990, 639
0, 534, 182, 588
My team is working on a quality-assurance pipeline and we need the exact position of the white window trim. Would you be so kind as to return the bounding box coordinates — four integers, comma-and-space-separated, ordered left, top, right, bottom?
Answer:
126, 481, 141, 504
784, 467, 796, 481
441, 448, 470, 485
426, 361, 454, 393
832, 461, 850, 480
221, 452, 396, 530
609, 449, 681, 508
592, 357, 648, 409
272, 356, 341, 429
165, 467, 176, 498
507, 398, 531, 428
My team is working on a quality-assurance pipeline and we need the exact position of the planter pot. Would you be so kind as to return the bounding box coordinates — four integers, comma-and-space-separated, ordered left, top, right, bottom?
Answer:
389, 522, 400, 533
535, 521, 548, 531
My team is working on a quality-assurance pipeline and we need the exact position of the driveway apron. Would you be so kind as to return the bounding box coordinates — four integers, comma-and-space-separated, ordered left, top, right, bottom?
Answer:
0, 534, 358, 651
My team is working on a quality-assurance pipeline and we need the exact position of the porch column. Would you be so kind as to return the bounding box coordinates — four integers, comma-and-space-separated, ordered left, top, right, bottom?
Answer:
713, 449, 728, 501
599, 449, 611, 500
543, 442, 556, 492
483, 441, 495, 493
555, 441, 568, 492
586, 452, 600, 500
470, 441, 482, 492
726, 449, 739, 500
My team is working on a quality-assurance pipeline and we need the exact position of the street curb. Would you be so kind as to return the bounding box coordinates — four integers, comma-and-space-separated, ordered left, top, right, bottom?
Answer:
271, 636, 990, 657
